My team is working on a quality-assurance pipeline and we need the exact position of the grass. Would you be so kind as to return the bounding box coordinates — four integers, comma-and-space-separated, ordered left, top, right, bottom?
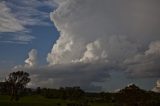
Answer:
0, 95, 67, 106
0, 95, 113, 106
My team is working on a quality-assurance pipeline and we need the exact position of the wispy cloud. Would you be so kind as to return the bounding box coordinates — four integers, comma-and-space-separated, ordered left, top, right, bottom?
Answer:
0, 31, 35, 44
0, 40, 28, 44
0, 1, 25, 32
5, 0, 55, 27
0, 0, 56, 44
12, 34, 35, 42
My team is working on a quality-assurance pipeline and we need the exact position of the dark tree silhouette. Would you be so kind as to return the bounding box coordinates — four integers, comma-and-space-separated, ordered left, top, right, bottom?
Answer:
0, 82, 8, 94
5, 71, 30, 101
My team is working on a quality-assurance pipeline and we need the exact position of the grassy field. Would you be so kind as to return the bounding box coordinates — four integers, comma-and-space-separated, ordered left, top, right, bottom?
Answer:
0, 95, 113, 106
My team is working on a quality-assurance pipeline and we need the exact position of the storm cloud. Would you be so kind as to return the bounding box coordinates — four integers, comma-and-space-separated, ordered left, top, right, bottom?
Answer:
48, 0, 160, 76
14, 0, 160, 91
27, 63, 110, 91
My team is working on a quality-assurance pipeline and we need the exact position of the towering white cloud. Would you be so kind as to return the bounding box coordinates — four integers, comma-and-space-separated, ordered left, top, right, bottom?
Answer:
48, 0, 160, 77
14, 49, 38, 69
78, 40, 108, 63
25, 49, 38, 68
152, 80, 160, 93
25, 49, 37, 67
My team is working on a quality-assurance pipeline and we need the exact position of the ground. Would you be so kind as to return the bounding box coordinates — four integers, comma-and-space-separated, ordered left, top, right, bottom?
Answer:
0, 95, 112, 106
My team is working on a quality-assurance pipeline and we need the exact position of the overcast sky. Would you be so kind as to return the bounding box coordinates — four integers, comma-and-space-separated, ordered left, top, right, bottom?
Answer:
0, 0, 160, 92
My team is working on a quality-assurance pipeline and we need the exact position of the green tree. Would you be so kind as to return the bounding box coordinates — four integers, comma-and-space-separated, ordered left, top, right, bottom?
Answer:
5, 71, 30, 101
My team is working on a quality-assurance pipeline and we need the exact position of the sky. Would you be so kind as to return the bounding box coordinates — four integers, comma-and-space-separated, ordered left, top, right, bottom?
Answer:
0, 0, 160, 92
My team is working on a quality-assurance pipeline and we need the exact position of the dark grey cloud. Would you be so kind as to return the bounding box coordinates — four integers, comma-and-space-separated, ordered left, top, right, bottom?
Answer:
124, 41, 160, 77
14, 62, 110, 91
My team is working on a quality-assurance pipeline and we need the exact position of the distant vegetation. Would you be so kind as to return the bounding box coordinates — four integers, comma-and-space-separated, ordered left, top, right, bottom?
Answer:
0, 71, 160, 106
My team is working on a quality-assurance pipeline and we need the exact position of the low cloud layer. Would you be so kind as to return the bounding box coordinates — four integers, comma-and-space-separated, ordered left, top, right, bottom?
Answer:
26, 63, 110, 91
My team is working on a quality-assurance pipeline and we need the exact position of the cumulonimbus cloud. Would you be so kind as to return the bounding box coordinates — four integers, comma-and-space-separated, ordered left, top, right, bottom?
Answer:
14, 0, 160, 91
48, 0, 160, 77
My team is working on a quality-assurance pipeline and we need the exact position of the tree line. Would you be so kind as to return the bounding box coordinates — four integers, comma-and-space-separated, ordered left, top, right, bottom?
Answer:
0, 70, 160, 106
